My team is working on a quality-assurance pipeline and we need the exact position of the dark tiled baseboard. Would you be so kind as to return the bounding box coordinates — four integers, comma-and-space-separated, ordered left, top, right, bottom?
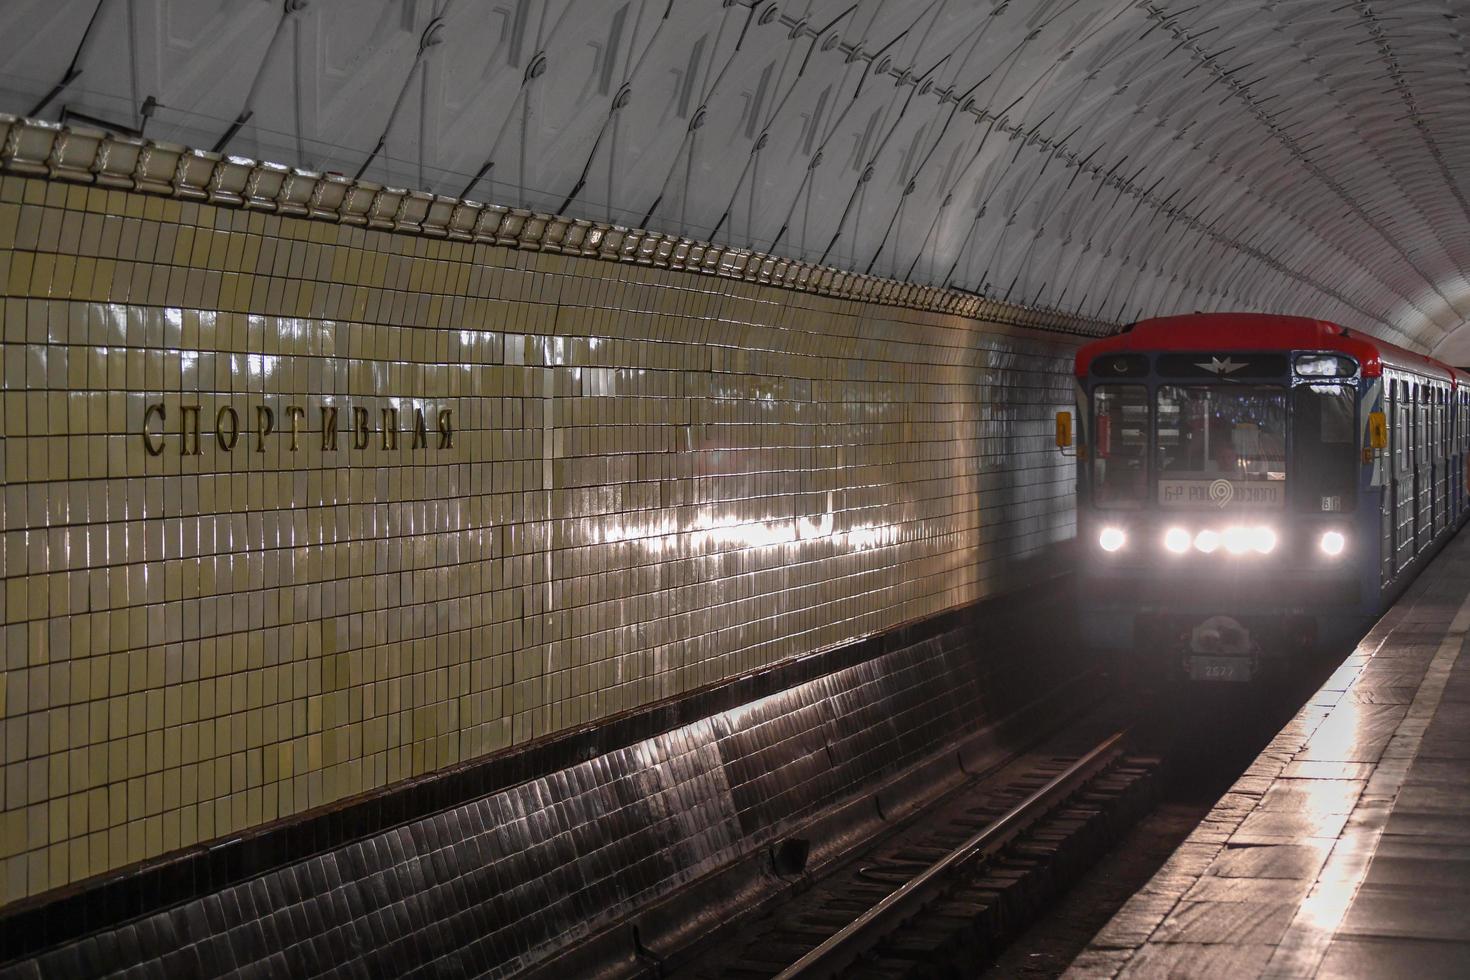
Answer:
0, 573, 1064, 970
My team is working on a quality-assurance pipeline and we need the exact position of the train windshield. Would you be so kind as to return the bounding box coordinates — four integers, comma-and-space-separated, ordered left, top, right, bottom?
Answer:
1092, 385, 1150, 507
1156, 385, 1287, 507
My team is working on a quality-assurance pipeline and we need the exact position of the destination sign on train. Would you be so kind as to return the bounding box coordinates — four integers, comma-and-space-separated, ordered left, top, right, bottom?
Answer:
1158, 479, 1285, 507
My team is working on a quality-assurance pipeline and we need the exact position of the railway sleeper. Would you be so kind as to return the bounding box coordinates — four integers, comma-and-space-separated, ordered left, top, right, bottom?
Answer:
879, 921, 966, 955
796, 909, 857, 929
815, 896, 877, 914
844, 954, 938, 980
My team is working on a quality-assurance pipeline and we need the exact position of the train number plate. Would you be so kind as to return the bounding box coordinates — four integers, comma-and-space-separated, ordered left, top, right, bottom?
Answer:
1188, 655, 1253, 683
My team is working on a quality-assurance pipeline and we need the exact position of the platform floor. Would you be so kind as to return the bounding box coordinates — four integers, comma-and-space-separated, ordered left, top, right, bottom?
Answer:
1067, 531, 1470, 979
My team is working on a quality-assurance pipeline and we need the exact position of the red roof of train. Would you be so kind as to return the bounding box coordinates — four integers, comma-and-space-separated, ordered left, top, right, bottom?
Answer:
1075, 313, 1455, 383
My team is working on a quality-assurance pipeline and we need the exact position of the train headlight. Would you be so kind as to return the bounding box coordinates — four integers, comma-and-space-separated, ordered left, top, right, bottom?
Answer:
1250, 526, 1277, 554
1223, 525, 1251, 555
1163, 527, 1191, 554
1320, 530, 1346, 557
1098, 526, 1126, 552
1194, 529, 1221, 553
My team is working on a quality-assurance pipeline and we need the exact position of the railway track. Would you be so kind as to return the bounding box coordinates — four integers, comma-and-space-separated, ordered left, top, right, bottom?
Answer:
688, 726, 1159, 979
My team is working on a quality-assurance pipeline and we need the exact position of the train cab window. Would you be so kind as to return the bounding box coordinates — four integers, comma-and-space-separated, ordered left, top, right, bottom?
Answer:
1092, 386, 1149, 508
1156, 385, 1287, 505
1293, 383, 1357, 512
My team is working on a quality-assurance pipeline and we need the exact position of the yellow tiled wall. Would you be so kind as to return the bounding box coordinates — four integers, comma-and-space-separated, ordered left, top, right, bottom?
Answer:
0, 173, 1077, 905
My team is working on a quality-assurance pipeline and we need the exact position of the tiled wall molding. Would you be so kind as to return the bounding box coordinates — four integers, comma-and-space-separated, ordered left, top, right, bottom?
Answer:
0, 114, 1112, 339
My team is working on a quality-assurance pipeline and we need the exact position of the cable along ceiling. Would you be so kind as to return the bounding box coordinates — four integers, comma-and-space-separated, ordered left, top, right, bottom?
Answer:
4, 0, 1470, 356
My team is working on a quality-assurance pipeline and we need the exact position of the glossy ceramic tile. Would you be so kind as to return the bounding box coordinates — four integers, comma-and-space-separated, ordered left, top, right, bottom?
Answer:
0, 173, 1079, 903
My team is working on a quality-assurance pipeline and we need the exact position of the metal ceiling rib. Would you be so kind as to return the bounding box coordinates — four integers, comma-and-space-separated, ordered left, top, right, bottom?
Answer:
3, 0, 1470, 356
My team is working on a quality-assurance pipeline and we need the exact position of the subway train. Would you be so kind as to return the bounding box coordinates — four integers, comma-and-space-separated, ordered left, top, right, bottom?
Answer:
1060, 313, 1470, 682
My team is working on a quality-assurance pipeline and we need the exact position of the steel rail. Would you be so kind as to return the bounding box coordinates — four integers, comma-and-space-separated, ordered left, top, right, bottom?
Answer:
773, 731, 1128, 979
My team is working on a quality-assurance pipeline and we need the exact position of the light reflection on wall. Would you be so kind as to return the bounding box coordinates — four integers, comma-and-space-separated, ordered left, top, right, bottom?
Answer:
590, 507, 898, 556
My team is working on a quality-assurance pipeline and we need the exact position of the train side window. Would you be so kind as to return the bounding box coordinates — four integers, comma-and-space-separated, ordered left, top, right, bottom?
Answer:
1425, 388, 1433, 467
1427, 388, 1434, 466
1417, 387, 1428, 467
1441, 390, 1449, 459
1428, 387, 1435, 465
1092, 385, 1149, 508
1395, 380, 1408, 474
1390, 379, 1399, 473
1457, 391, 1463, 453
1429, 387, 1437, 464
1405, 380, 1414, 473
1435, 388, 1442, 460
1410, 384, 1418, 468
1434, 389, 1441, 458
1447, 388, 1453, 456
1431, 387, 1439, 462
1444, 390, 1451, 459
1416, 384, 1427, 468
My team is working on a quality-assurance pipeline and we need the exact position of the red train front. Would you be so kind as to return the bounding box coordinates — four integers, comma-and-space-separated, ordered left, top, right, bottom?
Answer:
1065, 313, 1470, 682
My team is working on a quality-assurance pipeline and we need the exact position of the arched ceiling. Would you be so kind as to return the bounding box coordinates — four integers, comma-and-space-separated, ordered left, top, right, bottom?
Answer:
4, 0, 1470, 358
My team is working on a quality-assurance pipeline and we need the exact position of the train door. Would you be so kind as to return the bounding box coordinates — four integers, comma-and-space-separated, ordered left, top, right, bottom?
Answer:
1452, 388, 1460, 526
1462, 389, 1469, 520
1422, 384, 1434, 550
1455, 388, 1463, 525
1429, 385, 1440, 537
1456, 389, 1464, 524
1380, 379, 1394, 588
1438, 387, 1450, 534
1415, 382, 1431, 554
1452, 389, 1459, 525
1390, 377, 1400, 572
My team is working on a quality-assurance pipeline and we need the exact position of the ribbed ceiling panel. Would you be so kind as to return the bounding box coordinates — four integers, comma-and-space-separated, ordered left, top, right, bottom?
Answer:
5, 0, 1470, 356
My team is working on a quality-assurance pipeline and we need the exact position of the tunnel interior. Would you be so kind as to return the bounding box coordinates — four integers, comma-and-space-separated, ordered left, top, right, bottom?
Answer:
4, 0, 1470, 354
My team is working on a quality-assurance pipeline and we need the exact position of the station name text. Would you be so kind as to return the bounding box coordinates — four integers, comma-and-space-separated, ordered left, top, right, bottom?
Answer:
140, 402, 454, 456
